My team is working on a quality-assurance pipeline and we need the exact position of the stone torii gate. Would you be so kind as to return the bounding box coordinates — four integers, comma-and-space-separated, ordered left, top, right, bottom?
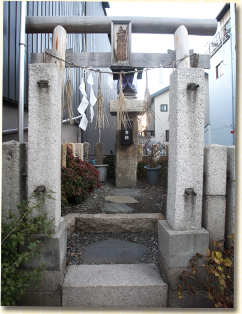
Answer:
26, 15, 216, 307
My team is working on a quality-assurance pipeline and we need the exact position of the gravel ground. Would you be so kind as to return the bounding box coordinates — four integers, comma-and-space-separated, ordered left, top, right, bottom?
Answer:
62, 177, 167, 216
63, 178, 167, 279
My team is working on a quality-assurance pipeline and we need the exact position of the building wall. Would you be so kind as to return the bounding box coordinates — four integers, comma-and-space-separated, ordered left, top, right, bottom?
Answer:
209, 38, 234, 146
153, 90, 170, 144
2, 1, 117, 155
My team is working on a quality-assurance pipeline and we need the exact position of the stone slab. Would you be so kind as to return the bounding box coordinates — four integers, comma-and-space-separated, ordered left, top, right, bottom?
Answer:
158, 220, 209, 268
109, 99, 144, 116
2, 141, 27, 222
75, 213, 165, 233
62, 264, 168, 307
81, 239, 149, 263
202, 195, 226, 249
204, 144, 227, 196
101, 203, 134, 213
225, 146, 235, 249
64, 213, 77, 238
105, 195, 138, 203
109, 188, 141, 197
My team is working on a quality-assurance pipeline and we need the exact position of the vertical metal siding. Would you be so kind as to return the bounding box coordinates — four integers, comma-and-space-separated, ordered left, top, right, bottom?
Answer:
82, 1, 117, 156
3, 1, 117, 154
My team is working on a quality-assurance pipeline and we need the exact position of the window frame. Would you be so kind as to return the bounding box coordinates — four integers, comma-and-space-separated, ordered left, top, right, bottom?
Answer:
160, 104, 168, 112
216, 61, 224, 79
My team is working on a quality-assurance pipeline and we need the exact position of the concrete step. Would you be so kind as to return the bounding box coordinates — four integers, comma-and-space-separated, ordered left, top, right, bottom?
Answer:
64, 213, 165, 237
62, 263, 168, 307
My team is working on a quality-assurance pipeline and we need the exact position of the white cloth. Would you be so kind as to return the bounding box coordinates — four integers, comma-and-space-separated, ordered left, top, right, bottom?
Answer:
79, 78, 87, 98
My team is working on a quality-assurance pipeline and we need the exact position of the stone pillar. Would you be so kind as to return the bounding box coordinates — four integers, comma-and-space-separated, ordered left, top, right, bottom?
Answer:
109, 99, 143, 188
167, 68, 206, 231
225, 146, 235, 249
158, 68, 209, 307
115, 113, 139, 187
21, 63, 67, 307
203, 144, 227, 249
28, 63, 62, 231
83, 142, 90, 162
95, 142, 104, 165
2, 141, 27, 222
61, 143, 74, 167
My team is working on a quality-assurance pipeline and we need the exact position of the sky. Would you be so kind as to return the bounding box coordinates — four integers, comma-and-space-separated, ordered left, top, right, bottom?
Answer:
106, 2, 225, 98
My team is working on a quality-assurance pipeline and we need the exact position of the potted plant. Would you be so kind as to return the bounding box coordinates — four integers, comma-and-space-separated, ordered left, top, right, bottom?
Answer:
143, 141, 161, 185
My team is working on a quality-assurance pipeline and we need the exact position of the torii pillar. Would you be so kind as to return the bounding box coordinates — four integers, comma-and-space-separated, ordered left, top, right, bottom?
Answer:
158, 25, 210, 307
109, 99, 143, 187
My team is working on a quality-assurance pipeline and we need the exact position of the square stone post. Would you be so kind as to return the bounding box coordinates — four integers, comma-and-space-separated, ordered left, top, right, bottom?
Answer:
110, 99, 143, 187
158, 68, 209, 307
20, 63, 67, 307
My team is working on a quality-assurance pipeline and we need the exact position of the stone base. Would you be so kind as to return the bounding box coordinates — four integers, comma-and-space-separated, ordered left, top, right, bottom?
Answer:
168, 291, 213, 308
18, 219, 67, 307
158, 220, 209, 291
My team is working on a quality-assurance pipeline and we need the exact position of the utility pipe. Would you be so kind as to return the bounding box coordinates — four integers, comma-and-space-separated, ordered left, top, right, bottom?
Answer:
18, 1, 26, 142
26, 16, 217, 36
3, 127, 28, 136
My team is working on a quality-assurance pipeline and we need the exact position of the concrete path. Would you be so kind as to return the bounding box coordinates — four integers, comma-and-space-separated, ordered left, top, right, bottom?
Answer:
101, 203, 134, 213
105, 195, 138, 203
109, 188, 141, 197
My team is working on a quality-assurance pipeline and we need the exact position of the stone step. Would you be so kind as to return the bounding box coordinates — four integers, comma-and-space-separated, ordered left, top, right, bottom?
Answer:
64, 213, 165, 237
62, 263, 168, 307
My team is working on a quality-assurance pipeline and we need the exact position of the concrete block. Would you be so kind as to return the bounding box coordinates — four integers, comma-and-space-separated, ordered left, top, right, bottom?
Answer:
203, 144, 227, 196
83, 142, 90, 162
23, 219, 67, 270
158, 220, 209, 268
2, 141, 27, 222
75, 213, 165, 233
202, 195, 226, 249
23, 267, 65, 293
115, 113, 139, 187
18, 291, 61, 307
138, 143, 143, 161
225, 146, 235, 248
167, 68, 205, 231
28, 63, 62, 230
62, 264, 168, 307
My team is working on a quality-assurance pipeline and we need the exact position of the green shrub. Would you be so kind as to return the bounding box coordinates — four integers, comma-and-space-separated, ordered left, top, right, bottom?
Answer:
103, 155, 115, 178
61, 147, 100, 208
177, 234, 234, 308
1, 191, 55, 306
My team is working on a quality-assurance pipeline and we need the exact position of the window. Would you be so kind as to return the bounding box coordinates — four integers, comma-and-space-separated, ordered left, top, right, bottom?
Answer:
166, 130, 169, 142
216, 61, 224, 79
160, 104, 168, 112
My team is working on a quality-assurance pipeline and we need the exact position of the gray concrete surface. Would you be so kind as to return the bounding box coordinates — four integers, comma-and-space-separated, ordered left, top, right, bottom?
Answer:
62, 264, 168, 307
158, 220, 209, 268
101, 203, 134, 213
109, 188, 141, 197
81, 239, 149, 263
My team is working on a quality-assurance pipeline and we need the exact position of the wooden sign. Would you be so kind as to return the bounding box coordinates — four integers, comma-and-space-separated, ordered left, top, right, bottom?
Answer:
111, 21, 131, 67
